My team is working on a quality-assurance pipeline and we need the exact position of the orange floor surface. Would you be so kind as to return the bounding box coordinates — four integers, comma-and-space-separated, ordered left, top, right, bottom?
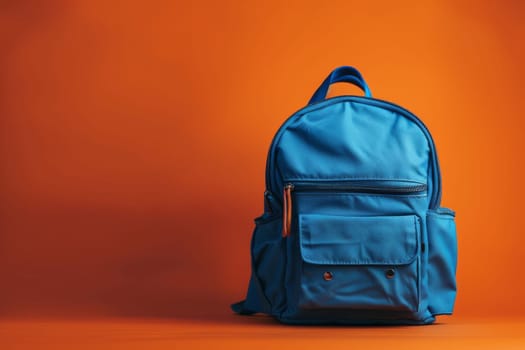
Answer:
1, 315, 524, 350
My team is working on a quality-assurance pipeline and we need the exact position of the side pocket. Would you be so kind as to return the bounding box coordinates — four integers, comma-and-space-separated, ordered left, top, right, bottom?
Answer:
250, 215, 285, 315
426, 208, 457, 315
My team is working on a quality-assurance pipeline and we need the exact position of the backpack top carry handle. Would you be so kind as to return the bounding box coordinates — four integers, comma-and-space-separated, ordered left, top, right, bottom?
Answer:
309, 66, 372, 105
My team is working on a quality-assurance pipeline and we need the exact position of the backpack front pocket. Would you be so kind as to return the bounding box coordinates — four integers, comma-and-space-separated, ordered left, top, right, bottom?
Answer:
289, 214, 421, 317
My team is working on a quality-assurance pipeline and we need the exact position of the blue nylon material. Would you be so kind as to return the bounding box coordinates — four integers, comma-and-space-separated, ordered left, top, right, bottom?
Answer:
265, 96, 442, 209
282, 187, 430, 322
427, 210, 457, 315
233, 66, 457, 325
297, 262, 420, 314
276, 101, 429, 185
299, 214, 418, 265
295, 214, 420, 313
250, 216, 286, 315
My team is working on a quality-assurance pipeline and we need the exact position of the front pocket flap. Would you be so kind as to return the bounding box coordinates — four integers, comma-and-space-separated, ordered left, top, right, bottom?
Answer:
299, 214, 419, 265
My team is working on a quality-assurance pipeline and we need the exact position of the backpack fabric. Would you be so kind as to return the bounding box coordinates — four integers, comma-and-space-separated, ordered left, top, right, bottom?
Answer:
232, 66, 457, 325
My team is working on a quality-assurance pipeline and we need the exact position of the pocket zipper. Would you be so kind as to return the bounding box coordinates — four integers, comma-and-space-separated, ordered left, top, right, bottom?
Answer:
282, 181, 427, 237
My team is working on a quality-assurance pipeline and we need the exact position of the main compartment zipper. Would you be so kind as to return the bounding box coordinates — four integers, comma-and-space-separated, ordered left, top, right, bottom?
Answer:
281, 181, 427, 237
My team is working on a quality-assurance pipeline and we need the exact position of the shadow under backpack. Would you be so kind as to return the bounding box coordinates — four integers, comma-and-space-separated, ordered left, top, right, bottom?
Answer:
232, 66, 457, 325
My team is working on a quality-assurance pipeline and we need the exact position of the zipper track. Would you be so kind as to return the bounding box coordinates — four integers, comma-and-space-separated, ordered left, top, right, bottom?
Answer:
265, 96, 441, 209
281, 181, 427, 237
290, 182, 428, 195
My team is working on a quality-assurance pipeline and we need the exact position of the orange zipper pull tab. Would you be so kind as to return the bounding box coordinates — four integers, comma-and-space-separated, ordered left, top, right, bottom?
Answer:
282, 184, 294, 237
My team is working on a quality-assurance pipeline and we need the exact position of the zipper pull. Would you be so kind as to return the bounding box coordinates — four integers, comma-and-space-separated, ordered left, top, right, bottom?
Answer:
282, 184, 294, 237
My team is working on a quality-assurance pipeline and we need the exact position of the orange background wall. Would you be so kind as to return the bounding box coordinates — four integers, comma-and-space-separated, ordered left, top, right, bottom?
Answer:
0, 0, 523, 318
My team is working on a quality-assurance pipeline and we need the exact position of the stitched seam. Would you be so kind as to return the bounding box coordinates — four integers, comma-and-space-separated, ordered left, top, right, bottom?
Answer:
285, 176, 426, 181
301, 256, 417, 265
296, 192, 427, 198
299, 215, 418, 265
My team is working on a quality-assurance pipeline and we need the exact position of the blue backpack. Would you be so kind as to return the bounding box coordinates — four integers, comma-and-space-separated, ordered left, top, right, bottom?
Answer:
232, 66, 457, 325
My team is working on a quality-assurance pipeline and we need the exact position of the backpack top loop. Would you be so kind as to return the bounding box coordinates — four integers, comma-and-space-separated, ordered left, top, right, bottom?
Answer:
309, 66, 372, 105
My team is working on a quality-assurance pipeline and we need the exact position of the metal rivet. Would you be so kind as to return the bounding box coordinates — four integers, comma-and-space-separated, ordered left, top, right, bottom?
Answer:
323, 271, 333, 281
386, 269, 395, 279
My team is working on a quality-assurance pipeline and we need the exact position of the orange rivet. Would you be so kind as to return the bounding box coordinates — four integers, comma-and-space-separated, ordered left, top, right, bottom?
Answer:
323, 271, 333, 281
